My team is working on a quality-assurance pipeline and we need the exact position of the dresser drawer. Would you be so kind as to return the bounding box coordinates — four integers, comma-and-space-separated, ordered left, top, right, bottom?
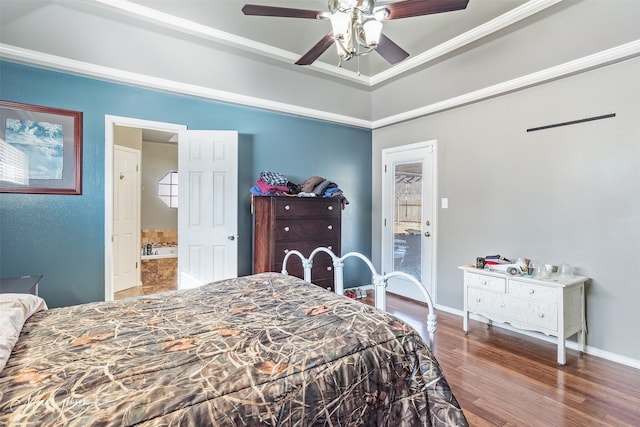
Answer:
274, 219, 340, 240
274, 198, 340, 219
508, 280, 558, 303
465, 271, 506, 293
467, 287, 505, 316
509, 298, 558, 332
275, 240, 339, 260
276, 258, 335, 281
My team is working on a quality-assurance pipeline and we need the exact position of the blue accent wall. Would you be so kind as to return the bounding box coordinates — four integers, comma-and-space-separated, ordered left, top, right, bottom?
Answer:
0, 61, 372, 308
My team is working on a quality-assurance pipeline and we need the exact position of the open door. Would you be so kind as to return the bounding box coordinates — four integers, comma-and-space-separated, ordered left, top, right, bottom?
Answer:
178, 130, 238, 288
113, 145, 141, 292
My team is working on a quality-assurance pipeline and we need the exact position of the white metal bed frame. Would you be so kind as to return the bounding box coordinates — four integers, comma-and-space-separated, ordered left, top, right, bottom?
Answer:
281, 246, 437, 349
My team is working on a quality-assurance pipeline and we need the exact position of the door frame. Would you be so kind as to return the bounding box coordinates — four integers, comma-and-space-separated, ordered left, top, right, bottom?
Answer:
381, 140, 438, 304
104, 115, 187, 301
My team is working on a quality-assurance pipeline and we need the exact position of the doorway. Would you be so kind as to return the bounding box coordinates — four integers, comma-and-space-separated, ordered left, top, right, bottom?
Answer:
105, 116, 239, 301
105, 116, 187, 301
381, 141, 437, 304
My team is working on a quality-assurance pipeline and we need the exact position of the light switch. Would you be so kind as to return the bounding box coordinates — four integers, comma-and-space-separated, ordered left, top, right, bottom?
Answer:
441, 198, 448, 209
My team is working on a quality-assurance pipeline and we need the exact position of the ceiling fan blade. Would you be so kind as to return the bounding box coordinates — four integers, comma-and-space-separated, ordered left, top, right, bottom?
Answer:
295, 33, 335, 65
242, 4, 324, 19
375, 34, 410, 64
384, 0, 469, 20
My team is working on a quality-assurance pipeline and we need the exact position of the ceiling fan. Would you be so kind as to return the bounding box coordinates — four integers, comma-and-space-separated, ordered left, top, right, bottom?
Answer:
242, 0, 470, 66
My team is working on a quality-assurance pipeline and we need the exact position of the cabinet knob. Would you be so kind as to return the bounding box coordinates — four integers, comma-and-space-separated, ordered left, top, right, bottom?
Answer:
327, 266, 332, 271
284, 249, 289, 254
328, 245, 332, 250
284, 226, 290, 232
528, 289, 535, 294
327, 205, 333, 211
284, 205, 290, 210
482, 280, 488, 285
476, 298, 481, 303
327, 225, 333, 230
539, 313, 545, 318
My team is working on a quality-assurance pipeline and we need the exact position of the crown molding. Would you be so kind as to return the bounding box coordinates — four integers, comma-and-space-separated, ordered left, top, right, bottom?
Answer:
0, 44, 370, 129
2, 40, 639, 130
89, 0, 560, 87
371, 0, 562, 85
372, 39, 640, 129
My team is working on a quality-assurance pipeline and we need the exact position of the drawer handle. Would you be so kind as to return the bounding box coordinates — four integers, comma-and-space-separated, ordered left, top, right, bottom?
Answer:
327, 205, 333, 211
327, 225, 333, 230
528, 289, 535, 294
284, 205, 290, 210
284, 226, 290, 232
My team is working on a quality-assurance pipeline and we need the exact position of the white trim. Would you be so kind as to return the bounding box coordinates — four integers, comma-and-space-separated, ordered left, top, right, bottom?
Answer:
436, 304, 640, 370
370, 0, 562, 86
104, 115, 187, 301
0, 44, 370, 129
91, 0, 560, 86
372, 39, 640, 128
2, 40, 639, 130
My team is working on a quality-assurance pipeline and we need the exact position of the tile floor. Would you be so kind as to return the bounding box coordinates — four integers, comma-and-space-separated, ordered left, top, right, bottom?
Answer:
114, 279, 177, 300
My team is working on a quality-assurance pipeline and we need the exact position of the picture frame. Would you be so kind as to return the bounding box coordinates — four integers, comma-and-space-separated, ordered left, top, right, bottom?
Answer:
0, 100, 82, 195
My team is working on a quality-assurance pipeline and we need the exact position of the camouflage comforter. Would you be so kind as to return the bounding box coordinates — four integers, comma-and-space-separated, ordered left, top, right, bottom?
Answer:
0, 273, 467, 426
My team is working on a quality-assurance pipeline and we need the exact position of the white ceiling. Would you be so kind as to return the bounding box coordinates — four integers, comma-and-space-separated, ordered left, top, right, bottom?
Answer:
3, 0, 637, 127
127, 0, 528, 76
75, 0, 545, 84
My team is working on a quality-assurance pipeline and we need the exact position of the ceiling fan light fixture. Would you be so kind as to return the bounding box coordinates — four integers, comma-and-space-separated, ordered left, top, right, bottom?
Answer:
362, 19, 382, 46
329, 11, 353, 59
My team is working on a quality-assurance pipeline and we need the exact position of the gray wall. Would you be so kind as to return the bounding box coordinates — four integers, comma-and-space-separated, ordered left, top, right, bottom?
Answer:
372, 56, 640, 361
141, 141, 178, 230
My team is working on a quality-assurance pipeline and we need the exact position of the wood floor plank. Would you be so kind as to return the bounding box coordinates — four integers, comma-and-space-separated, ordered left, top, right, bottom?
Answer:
362, 292, 640, 426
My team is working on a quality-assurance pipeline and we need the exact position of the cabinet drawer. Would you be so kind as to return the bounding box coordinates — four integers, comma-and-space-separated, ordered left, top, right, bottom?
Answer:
508, 280, 558, 303
467, 288, 558, 332
275, 240, 339, 260
509, 298, 558, 332
274, 198, 340, 218
274, 219, 340, 240
465, 272, 506, 293
467, 287, 504, 315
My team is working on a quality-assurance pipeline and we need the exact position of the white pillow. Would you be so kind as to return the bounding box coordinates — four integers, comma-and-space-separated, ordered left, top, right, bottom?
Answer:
0, 293, 48, 373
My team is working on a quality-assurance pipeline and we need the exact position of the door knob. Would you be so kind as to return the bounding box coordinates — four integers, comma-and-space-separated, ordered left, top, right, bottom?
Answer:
424, 232, 431, 237
227, 235, 237, 241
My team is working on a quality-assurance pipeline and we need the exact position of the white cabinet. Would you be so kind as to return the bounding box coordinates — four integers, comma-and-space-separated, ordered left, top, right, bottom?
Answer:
460, 266, 587, 365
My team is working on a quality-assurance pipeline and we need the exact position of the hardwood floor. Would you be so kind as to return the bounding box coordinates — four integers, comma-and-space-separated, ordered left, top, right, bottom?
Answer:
361, 292, 640, 426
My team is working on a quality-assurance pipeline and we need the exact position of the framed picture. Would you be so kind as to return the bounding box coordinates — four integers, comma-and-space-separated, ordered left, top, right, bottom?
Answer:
0, 100, 82, 195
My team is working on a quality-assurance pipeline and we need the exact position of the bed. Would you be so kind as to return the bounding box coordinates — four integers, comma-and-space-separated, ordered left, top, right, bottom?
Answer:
1, 261, 467, 425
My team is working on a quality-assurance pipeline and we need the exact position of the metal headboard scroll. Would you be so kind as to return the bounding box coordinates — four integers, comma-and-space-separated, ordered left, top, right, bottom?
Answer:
281, 247, 437, 349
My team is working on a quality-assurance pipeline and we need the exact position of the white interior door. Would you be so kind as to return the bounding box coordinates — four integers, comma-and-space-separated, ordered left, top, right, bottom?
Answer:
382, 141, 437, 303
113, 146, 141, 292
178, 130, 238, 289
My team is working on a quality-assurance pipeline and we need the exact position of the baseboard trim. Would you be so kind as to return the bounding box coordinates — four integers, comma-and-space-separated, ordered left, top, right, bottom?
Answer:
436, 304, 640, 370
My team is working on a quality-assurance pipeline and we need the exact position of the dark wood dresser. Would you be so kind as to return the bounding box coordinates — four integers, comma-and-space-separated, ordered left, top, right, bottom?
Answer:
253, 196, 342, 290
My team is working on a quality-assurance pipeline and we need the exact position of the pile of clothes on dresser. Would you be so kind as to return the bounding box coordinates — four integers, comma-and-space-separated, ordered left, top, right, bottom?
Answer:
250, 171, 349, 208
